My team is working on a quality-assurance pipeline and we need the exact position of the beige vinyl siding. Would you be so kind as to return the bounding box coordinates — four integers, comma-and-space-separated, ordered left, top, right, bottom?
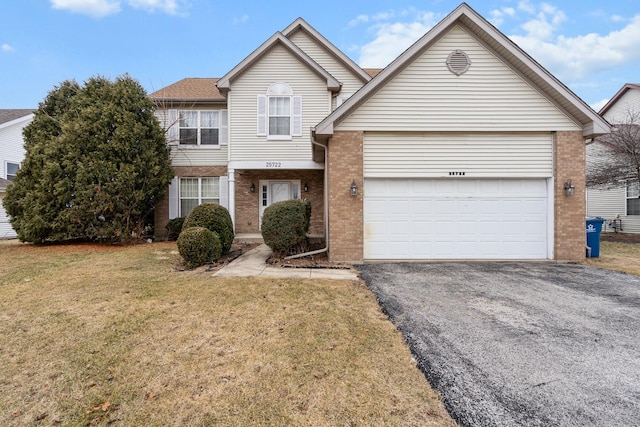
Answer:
364, 132, 553, 178
587, 186, 640, 234
228, 44, 331, 161
155, 107, 228, 167
587, 187, 626, 219
287, 30, 366, 108
620, 217, 640, 234
169, 145, 229, 167
338, 25, 581, 132
0, 119, 30, 179
0, 193, 17, 239
602, 88, 640, 124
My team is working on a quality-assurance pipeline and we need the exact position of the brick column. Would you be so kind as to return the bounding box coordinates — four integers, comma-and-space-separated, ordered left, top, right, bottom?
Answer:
327, 131, 364, 262
554, 131, 586, 261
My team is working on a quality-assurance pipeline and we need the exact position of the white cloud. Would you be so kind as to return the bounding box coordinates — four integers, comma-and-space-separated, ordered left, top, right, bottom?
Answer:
489, 7, 516, 26
127, 0, 182, 15
590, 98, 610, 112
2, 43, 15, 53
50, 0, 121, 18
356, 11, 441, 68
510, 14, 640, 80
233, 14, 249, 25
50, 0, 187, 17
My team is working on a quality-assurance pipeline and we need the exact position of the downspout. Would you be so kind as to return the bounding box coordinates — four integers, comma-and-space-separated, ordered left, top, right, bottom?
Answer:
285, 137, 329, 260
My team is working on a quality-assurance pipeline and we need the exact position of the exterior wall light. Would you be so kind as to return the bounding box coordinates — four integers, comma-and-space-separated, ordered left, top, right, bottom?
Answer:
564, 179, 575, 196
350, 180, 358, 196
304, 183, 309, 192
250, 182, 255, 193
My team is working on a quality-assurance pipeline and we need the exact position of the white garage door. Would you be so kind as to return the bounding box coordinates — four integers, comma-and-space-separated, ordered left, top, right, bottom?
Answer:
364, 179, 550, 260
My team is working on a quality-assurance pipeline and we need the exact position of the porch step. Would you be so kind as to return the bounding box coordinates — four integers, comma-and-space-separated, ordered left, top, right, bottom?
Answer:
235, 233, 264, 243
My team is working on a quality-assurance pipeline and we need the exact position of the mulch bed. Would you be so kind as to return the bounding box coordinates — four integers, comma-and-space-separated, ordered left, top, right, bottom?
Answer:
600, 232, 640, 244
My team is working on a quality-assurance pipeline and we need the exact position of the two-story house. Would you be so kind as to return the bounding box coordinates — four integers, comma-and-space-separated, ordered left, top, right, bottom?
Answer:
151, 3, 609, 262
0, 109, 33, 239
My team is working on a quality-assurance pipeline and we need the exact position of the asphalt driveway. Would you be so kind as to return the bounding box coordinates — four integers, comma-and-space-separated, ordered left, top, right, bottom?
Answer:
357, 262, 640, 426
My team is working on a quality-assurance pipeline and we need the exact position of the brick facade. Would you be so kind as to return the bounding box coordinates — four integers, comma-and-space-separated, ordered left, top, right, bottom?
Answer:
234, 169, 324, 236
554, 131, 586, 261
327, 131, 364, 262
154, 165, 228, 239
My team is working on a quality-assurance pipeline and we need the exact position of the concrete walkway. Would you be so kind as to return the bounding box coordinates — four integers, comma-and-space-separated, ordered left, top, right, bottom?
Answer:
213, 244, 359, 280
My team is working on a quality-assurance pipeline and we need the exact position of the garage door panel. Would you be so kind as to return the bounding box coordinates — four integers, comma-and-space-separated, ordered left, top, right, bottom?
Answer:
364, 178, 549, 259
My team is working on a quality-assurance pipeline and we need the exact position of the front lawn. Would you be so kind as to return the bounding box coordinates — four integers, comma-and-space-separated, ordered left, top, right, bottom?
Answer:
585, 234, 640, 276
0, 241, 455, 426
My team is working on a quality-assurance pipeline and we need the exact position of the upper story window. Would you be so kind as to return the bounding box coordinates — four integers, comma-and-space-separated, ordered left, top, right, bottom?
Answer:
5, 162, 19, 181
257, 83, 302, 139
627, 180, 640, 215
179, 110, 221, 145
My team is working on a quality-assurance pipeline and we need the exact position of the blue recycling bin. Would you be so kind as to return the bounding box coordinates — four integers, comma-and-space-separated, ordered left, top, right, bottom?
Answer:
586, 217, 605, 257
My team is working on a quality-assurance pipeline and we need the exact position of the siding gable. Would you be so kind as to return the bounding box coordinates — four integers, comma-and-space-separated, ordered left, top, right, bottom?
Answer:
338, 25, 581, 132
287, 30, 366, 103
228, 44, 331, 161
602, 88, 640, 124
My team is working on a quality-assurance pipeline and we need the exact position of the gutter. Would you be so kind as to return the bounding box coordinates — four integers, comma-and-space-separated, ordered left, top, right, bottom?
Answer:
285, 136, 329, 260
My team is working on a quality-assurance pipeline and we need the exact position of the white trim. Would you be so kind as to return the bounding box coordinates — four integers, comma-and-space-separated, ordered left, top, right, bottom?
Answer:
258, 179, 301, 229
547, 177, 555, 259
4, 161, 20, 181
228, 160, 324, 170
0, 113, 33, 131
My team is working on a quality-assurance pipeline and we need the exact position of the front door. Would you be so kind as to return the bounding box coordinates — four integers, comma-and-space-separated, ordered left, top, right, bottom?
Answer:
259, 180, 300, 228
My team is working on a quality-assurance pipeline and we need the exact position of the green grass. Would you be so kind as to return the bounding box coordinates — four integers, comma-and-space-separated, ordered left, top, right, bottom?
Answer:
0, 241, 455, 426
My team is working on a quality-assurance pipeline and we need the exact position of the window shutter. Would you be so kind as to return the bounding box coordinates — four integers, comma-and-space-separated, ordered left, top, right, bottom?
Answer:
167, 109, 179, 145
292, 96, 302, 136
168, 176, 179, 219
220, 110, 228, 145
219, 176, 229, 209
257, 95, 267, 136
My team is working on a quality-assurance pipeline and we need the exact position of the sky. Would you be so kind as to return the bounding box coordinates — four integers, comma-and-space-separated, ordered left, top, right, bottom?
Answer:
1, 0, 639, 111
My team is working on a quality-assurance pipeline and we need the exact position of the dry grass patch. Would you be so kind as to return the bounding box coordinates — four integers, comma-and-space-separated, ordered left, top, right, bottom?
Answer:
584, 240, 640, 276
0, 241, 454, 426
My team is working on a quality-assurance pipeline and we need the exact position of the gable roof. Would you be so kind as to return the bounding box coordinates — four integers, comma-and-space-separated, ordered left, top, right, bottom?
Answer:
281, 17, 372, 84
148, 78, 225, 104
216, 32, 341, 93
598, 83, 640, 116
0, 109, 34, 129
314, 2, 610, 140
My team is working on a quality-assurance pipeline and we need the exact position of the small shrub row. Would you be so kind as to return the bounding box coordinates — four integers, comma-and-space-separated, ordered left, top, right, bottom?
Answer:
261, 199, 311, 256
177, 227, 222, 268
170, 203, 234, 268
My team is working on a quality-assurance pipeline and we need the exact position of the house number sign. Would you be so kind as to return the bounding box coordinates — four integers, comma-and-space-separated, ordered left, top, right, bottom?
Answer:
266, 162, 282, 168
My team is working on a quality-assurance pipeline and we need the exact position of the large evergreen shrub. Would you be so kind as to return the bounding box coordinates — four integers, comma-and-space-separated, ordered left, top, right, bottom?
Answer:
177, 227, 222, 268
165, 217, 185, 241
261, 199, 311, 255
2, 75, 173, 243
182, 204, 234, 254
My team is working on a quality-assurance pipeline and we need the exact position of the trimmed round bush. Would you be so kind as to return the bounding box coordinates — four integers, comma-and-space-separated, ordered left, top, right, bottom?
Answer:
261, 199, 311, 255
165, 217, 185, 241
177, 226, 222, 268
182, 204, 234, 254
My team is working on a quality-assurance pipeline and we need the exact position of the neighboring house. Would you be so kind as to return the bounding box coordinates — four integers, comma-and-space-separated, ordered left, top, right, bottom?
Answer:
0, 109, 33, 239
586, 83, 640, 233
151, 3, 609, 262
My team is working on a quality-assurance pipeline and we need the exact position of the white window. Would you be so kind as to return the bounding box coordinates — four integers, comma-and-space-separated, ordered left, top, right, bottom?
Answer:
178, 110, 224, 146
627, 180, 640, 216
257, 83, 302, 139
5, 162, 19, 181
180, 177, 220, 217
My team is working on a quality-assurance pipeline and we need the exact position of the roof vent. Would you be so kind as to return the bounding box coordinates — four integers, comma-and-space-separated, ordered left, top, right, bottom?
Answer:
446, 50, 471, 75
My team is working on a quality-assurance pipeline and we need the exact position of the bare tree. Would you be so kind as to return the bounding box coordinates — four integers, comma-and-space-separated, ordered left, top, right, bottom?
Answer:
587, 108, 640, 188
